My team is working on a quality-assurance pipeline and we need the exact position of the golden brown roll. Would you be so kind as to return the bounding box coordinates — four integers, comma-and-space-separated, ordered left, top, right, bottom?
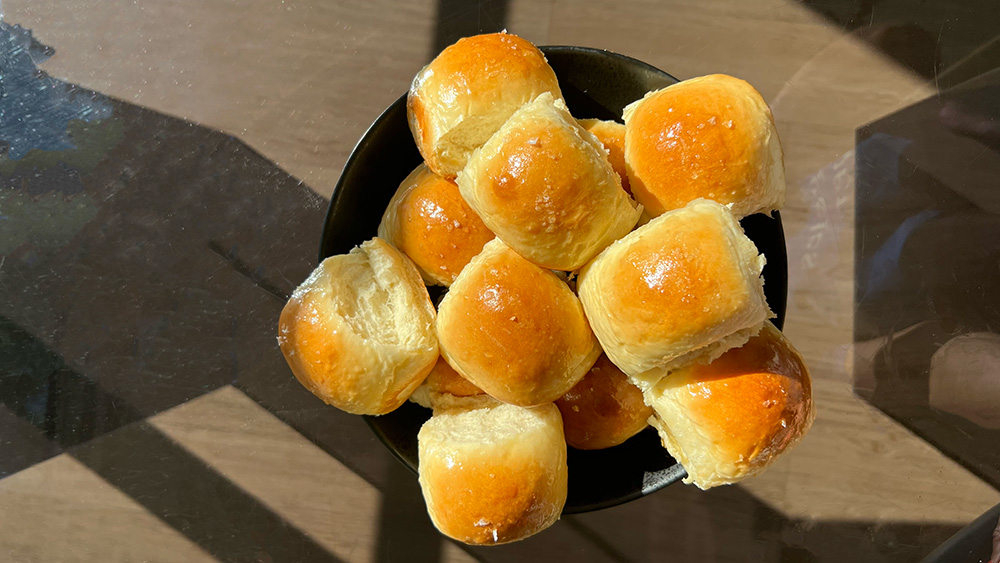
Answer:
378, 164, 495, 286
458, 93, 642, 271
577, 199, 771, 389
623, 74, 785, 218
437, 238, 602, 406
645, 322, 814, 489
555, 354, 652, 450
418, 400, 567, 545
578, 118, 631, 195
409, 355, 486, 409
407, 32, 563, 178
277, 238, 438, 415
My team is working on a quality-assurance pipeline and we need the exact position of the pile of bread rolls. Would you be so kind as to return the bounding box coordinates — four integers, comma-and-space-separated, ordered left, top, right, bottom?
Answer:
278, 32, 814, 545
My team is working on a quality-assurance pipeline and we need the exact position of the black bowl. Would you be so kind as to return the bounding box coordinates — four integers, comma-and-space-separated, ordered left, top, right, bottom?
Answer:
320, 46, 788, 514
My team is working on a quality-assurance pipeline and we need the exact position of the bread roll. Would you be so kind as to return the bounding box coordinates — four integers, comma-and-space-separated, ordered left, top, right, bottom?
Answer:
555, 354, 652, 450
277, 238, 438, 415
577, 199, 770, 389
437, 238, 601, 406
410, 355, 486, 409
578, 118, 631, 195
418, 401, 567, 544
458, 93, 642, 271
407, 32, 563, 178
378, 164, 494, 286
645, 322, 814, 489
623, 74, 785, 218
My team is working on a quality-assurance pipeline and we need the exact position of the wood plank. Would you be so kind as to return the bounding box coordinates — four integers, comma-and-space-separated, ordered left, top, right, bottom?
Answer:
0, 455, 216, 563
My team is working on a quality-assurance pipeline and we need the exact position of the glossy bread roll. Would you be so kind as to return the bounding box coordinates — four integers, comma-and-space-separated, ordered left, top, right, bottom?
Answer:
378, 164, 494, 286
409, 355, 486, 410
623, 74, 785, 218
458, 93, 642, 271
437, 238, 601, 406
645, 322, 814, 489
555, 354, 652, 450
407, 32, 563, 178
277, 238, 438, 415
578, 199, 770, 389
578, 118, 631, 195
418, 400, 567, 545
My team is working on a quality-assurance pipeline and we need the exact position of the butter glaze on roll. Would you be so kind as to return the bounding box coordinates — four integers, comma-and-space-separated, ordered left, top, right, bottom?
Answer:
459, 93, 642, 271
437, 238, 601, 406
277, 238, 438, 415
378, 164, 494, 286
418, 401, 567, 544
407, 32, 563, 179
555, 354, 652, 450
578, 118, 631, 195
623, 74, 785, 218
577, 199, 771, 389
645, 322, 814, 489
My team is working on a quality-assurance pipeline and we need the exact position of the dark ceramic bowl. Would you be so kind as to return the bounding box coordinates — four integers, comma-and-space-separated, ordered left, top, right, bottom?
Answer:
320, 46, 788, 514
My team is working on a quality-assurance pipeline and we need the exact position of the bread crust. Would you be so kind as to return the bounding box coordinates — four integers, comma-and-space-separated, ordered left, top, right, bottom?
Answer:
577, 199, 771, 387
437, 238, 601, 406
623, 74, 785, 218
578, 118, 631, 196
645, 322, 814, 489
458, 93, 641, 271
555, 354, 652, 450
378, 164, 494, 286
418, 401, 568, 544
407, 32, 563, 178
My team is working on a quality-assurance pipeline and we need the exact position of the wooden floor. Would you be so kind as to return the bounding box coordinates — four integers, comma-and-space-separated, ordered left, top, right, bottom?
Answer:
3, 0, 999, 561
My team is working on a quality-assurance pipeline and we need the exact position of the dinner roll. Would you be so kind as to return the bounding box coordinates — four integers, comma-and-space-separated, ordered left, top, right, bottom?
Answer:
623, 74, 785, 218
645, 322, 814, 489
555, 354, 652, 450
407, 32, 563, 178
437, 238, 601, 406
458, 93, 642, 271
277, 238, 438, 415
578, 118, 631, 195
378, 164, 494, 286
410, 355, 486, 409
418, 401, 567, 544
577, 199, 770, 389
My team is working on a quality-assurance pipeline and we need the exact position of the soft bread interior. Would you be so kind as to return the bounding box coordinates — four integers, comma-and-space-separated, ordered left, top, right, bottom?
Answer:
327, 240, 434, 351
629, 322, 764, 392
436, 114, 510, 177
422, 400, 552, 443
